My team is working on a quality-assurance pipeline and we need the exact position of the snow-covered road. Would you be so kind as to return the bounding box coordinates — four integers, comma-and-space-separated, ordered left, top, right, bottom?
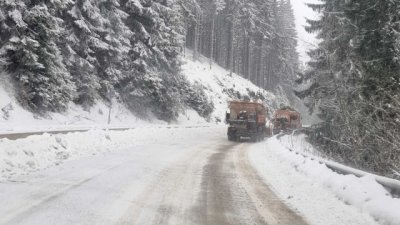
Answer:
0, 126, 381, 225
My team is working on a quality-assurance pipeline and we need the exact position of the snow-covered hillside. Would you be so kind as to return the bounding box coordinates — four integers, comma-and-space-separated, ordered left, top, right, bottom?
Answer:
181, 52, 287, 122
0, 53, 283, 133
0, 83, 156, 133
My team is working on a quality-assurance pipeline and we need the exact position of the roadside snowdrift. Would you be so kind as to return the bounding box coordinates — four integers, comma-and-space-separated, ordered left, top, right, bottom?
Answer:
250, 137, 400, 225
0, 129, 133, 181
0, 126, 212, 182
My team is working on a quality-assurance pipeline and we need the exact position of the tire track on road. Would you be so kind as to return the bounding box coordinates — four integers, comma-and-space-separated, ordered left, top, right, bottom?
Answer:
120, 140, 309, 225
233, 143, 308, 225
117, 142, 218, 225
195, 143, 265, 225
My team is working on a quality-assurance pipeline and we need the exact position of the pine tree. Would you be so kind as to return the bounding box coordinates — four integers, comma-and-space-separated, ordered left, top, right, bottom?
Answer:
1, 1, 75, 113
60, 0, 101, 109
347, 0, 400, 172
0, 0, 214, 121
298, 0, 400, 176
272, 0, 299, 100
119, 0, 187, 120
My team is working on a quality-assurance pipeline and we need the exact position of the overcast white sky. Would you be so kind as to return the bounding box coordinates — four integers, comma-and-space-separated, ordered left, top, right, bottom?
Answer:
290, 0, 320, 64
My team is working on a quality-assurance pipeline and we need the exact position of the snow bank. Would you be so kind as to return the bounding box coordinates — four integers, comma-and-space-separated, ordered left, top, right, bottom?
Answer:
251, 137, 400, 225
280, 133, 400, 194
175, 109, 208, 125
181, 51, 285, 122
279, 133, 324, 157
0, 127, 199, 182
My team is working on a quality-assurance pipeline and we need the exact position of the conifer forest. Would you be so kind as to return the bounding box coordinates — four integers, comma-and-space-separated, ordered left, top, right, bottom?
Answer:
0, 0, 298, 120
297, 0, 400, 177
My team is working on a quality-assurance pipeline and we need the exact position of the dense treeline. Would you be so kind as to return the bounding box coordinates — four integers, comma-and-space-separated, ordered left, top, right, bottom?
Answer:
0, 0, 213, 120
298, 0, 400, 177
0, 0, 299, 121
180, 0, 299, 96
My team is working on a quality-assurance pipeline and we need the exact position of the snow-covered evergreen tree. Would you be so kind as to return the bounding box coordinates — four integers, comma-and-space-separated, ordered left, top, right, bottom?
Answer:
0, 1, 75, 113
119, 0, 189, 120
60, 1, 101, 109
0, 0, 220, 121
298, 0, 400, 177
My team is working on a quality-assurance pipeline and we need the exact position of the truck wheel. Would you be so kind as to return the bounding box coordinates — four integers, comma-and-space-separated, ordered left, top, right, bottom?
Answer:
228, 134, 234, 141
228, 131, 237, 142
251, 133, 258, 142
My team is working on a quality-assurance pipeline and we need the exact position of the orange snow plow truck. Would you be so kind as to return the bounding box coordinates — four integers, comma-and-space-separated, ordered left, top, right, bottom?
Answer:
226, 101, 271, 142
272, 107, 301, 134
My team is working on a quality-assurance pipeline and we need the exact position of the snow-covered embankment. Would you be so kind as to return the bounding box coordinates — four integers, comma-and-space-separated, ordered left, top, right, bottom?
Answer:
181, 52, 286, 122
250, 136, 400, 225
0, 126, 211, 182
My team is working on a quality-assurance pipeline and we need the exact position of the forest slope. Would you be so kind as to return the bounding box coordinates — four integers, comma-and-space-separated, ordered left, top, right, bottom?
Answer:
0, 53, 283, 133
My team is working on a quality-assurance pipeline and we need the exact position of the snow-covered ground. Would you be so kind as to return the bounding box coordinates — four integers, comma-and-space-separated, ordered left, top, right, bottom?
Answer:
0, 126, 224, 225
0, 125, 397, 225
279, 133, 324, 157
0, 127, 195, 182
250, 136, 400, 225
181, 51, 286, 122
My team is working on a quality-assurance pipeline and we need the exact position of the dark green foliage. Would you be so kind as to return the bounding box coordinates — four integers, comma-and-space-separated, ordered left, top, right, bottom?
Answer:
119, 0, 187, 121
0, 0, 213, 121
300, 0, 400, 177
180, 81, 214, 119
0, 1, 75, 113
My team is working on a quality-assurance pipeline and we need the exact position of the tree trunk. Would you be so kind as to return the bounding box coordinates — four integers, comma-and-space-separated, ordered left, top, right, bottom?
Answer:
245, 35, 251, 80
210, 14, 215, 69
227, 18, 234, 75
257, 36, 264, 86
193, 20, 198, 61
198, 14, 203, 58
